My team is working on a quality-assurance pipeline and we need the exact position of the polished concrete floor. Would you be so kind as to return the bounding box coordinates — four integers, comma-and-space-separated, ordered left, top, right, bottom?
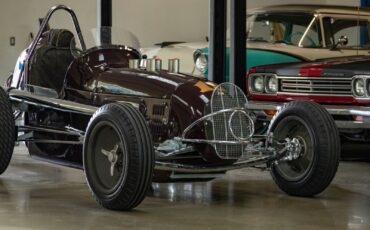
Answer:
0, 146, 368, 230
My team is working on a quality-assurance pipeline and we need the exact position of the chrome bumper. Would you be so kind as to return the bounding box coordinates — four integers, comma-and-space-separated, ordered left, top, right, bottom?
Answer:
246, 101, 370, 129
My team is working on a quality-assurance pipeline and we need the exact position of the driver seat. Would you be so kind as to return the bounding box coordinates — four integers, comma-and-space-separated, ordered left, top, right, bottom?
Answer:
29, 29, 75, 98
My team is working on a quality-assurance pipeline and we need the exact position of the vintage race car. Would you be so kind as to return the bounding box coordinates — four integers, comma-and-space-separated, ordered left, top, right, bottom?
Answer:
143, 5, 370, 79
0, 5, 340, 211
246, 56, 370, 148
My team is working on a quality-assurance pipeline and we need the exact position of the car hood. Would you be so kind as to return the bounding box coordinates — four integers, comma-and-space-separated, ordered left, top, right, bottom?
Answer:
254, 56, 370, 78
96, 67, 208, 99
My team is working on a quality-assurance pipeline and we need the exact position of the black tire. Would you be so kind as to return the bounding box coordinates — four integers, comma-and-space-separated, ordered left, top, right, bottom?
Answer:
83, 103, 154, 210
0, 87, 15, 175
268, 101, 340, 197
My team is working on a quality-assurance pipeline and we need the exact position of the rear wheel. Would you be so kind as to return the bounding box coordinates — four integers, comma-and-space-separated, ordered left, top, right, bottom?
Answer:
84, 103, 154, 210
0, 87, 15, 175
269, 101, 340, 197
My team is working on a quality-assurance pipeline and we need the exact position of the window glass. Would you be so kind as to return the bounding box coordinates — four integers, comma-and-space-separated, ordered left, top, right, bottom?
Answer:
324, 17, 370, 49
247, 13, 321, 48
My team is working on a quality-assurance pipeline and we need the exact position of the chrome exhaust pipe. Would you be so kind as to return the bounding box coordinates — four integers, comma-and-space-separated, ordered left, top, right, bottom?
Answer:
129, 59, 140, 69
146, 59, 156, 71
168, 58, 180, 73
147, 59, 162, 71
155, 59, 162, 71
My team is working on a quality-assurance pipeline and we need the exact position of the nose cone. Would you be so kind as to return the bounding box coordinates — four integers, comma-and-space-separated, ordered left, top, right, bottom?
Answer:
171, 80, 216, 137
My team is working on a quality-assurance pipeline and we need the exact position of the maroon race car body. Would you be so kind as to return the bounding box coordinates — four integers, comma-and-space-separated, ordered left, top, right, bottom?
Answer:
0, 5, 342, 211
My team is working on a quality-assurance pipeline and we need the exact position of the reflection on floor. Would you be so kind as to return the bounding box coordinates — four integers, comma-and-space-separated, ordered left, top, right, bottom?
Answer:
0, 146, 368, 230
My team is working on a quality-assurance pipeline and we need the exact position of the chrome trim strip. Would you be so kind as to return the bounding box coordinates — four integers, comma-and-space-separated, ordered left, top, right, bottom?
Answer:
155, 156, 272, 173
336, 121, 370, 129
17, 139, 82, 145
277, 76, 352, 80
9, 89, 97, 115
17, 125, 84, 144
246, 101, 370, 129
169, 172, 225, 179
277, 92, 352, 97
298, 16, 317, 47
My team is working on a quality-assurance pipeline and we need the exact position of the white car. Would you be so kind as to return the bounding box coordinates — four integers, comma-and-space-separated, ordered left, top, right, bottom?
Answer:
142, 5, 370, 80
141, 42, 207, 77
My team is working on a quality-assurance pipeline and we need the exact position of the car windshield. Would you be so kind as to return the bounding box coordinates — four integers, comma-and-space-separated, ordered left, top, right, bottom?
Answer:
247, 12, 321, 48
71, 27, 140, 58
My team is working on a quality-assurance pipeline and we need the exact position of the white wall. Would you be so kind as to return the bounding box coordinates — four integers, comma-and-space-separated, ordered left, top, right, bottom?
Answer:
0, 0, 96, 82
113, 0, 209, 47
0, 0, 209, 82
0, 0, 362, 83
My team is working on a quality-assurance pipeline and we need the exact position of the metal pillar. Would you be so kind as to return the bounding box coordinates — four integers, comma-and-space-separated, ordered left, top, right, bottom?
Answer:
98, 0, 112, 27
230, 0, 246, 91
361, 0, 370, 6
97, 0, 112, 44
208, 0, 227, 83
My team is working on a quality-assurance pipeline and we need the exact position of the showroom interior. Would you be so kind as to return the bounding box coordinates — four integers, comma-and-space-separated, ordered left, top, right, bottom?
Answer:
0, 0, 369, 229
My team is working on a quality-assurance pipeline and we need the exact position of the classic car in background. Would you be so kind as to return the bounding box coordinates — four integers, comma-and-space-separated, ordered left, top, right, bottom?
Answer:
246, 55, 370, 149
0, 5, 341, 211
143, 5, 370, 80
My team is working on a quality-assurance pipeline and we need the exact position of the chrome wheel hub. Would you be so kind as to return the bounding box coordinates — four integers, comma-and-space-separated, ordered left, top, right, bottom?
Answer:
101, 144, 120, 177
283, 136, 305, 161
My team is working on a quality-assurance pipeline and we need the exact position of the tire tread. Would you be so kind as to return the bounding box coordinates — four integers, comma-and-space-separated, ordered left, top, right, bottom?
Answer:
84, 102, 154, 210
0, 88, 15, 175
269, 101, 340, 197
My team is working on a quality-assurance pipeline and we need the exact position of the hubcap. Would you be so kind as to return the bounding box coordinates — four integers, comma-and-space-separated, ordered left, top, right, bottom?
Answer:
101, 144, 120, 177
86, 121, 128, 194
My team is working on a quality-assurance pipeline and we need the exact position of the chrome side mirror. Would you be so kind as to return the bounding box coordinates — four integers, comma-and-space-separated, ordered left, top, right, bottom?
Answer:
338, 35, 348, 47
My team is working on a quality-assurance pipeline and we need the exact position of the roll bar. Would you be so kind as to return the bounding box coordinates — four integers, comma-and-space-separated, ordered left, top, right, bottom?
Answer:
17, 5, 86, 89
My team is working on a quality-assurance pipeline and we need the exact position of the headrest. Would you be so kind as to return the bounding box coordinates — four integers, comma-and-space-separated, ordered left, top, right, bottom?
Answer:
47, 29, 74, 48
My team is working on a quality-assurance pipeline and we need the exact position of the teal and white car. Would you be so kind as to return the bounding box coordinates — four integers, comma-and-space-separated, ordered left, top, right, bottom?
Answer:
143, 5, 370, 79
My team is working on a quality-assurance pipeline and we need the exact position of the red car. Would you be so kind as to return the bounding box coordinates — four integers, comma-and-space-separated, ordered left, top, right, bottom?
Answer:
246, 56, 370, 149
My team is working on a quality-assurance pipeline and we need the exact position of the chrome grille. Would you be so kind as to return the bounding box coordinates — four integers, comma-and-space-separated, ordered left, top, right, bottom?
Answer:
207, 83, 254, 160
280, 77, 352, 95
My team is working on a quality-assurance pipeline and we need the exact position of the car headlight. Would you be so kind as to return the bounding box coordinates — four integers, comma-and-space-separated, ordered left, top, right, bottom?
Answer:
353, 78, 366, 97
266, 76, 278, 93
252, 75, 264, 93
194, 53, 208, 74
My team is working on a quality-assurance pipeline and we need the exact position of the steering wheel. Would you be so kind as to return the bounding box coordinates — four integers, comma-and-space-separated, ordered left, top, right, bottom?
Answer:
285, 32, 317, 47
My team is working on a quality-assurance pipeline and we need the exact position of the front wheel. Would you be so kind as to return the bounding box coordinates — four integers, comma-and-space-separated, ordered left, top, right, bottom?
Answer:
83, 103, 154, 210
269, 101, 340, 197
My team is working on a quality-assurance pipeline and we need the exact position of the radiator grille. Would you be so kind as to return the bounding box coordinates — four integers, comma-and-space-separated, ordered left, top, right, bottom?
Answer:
280, 77, 352, 95
152, 104, 166, 116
